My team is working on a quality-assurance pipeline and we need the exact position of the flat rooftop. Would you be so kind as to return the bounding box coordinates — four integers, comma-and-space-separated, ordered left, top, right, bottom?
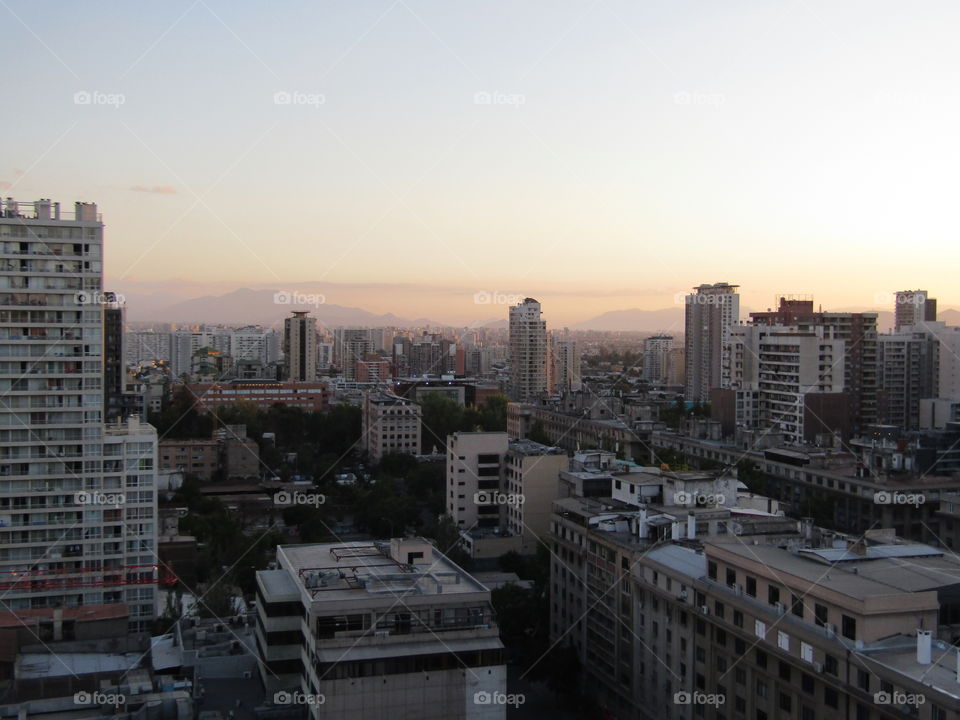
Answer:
708, 540, 960, 600
508, 439, 565, 456
276, 539, 489, 602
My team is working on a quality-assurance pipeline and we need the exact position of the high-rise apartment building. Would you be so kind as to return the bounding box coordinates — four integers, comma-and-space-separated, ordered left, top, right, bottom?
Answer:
335, 328, 377, 381
684, 283, 740, 401
549, 329, 581, 393
750, 297, 879, 433
878, 327, 939, 430
894, 289, 937, 332
283, 311, 317, 382
643, 334, 674, 385
508, 298, 547, 402
0, 199, 158, 631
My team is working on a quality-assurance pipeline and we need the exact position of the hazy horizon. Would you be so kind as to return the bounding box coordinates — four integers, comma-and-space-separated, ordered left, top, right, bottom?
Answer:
5, 0, 960, 324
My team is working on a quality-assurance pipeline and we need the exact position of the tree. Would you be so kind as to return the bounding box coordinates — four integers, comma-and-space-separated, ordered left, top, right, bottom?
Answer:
528, 419, 550, 445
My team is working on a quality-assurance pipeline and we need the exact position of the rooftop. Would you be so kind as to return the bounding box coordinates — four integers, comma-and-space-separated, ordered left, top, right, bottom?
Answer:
276, 538, 489, 602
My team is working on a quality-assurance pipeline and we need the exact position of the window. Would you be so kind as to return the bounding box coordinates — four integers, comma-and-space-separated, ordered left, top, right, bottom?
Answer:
824, 654, 838, 676
779, 693, 792, 712
777, 631, 790, 651
755, 650, 767, 669
755, 619, 767, 638
735, 668, 746, 686
856, 669, 869, 692
756, 679, 768, 698
726, 568, 736, 587
714, 600, 725, 619
733, 610, 743, 628
824, 688, 838, 709
768, 585, 780, 605
708, 560, 718, 580
814, 603, 828, 627
801, 673, 814, 694
842, 614, 857, 641
791, 594, 804, 618
746, 576, 757, 597
800, 642, 814, 663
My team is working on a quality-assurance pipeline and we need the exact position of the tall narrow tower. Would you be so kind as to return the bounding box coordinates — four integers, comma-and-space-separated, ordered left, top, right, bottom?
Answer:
684, 282, 740, 401
283, 311, 317, 381
509, 298, 547, 401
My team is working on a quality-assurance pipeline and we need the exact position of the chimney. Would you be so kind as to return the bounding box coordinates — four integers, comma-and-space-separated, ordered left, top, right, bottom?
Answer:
637, 508, 648, 539
687, 512, 697, 540
671, 522, 681, 541
917, 629, 932, 665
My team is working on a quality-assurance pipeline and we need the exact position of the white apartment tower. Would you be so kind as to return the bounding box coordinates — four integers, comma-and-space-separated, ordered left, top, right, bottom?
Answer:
0, 199, 158, 631
684, 282, 740, 401
283, 312, 317, 382
508, 298, 547, 402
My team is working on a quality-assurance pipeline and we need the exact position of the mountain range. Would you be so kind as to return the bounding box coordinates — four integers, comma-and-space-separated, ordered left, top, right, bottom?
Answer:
122, 286, 960, 333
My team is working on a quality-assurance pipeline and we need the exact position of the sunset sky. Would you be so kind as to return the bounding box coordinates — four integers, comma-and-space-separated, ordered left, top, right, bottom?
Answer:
3, 0, 959, 325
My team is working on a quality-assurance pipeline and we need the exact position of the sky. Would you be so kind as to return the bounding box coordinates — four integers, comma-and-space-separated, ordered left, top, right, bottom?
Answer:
3, 0, 960, 325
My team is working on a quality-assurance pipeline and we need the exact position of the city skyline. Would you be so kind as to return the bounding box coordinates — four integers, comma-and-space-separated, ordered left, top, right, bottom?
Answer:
5, 0, 960, 326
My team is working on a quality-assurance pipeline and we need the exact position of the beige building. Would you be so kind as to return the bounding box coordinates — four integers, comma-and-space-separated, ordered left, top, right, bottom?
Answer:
255, 538, 506, 719
284, 311, 317, 382
361, 392, 422, 462
550, 497, 960, 720
509, 298, 547, 402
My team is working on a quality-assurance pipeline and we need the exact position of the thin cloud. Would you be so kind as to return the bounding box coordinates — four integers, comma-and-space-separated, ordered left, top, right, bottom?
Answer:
130, 185, 177, 195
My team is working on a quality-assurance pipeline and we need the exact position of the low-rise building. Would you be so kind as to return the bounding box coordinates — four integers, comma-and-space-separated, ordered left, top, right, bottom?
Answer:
255, 538, 506, 719
361, 392, 422, 461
